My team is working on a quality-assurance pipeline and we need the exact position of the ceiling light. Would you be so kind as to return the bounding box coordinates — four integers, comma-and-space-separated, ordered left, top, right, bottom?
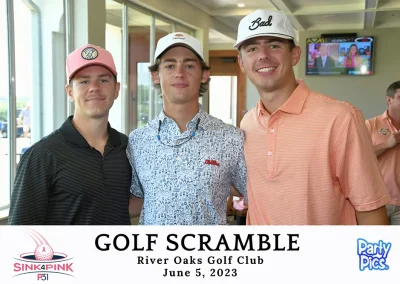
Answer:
238, 4, 245, 8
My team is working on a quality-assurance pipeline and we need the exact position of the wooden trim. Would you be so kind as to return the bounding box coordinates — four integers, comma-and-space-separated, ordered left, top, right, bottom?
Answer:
209, 50, 239, 57
236, 68, 246, 127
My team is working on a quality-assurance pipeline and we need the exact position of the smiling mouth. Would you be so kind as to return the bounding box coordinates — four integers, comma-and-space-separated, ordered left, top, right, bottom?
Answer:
257, 67, 276, 73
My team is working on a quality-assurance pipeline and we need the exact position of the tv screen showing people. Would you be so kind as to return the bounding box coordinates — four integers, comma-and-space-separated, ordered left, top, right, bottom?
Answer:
306, 37, 374, 76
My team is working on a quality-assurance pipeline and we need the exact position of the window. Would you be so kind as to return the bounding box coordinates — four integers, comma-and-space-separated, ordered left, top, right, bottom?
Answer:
127, 7, 152, 130
106, 0, 123, 132
0, 0, 10, 209
0, 0, 66, 212
14, 0, 33, 155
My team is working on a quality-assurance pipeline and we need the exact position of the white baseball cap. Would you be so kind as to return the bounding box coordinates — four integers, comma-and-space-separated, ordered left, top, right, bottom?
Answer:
154, 32, 204, 62
234, 9, 297, 49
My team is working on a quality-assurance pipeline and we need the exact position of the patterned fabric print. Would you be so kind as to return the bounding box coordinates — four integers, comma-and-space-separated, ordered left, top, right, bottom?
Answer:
127, 106, 247, 225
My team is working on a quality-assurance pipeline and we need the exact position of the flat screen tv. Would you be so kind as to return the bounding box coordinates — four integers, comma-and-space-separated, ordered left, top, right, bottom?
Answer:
305, 37, 374, 76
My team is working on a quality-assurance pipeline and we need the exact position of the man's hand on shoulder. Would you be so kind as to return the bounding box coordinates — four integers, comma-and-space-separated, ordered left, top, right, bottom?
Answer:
385, 132, 400, 149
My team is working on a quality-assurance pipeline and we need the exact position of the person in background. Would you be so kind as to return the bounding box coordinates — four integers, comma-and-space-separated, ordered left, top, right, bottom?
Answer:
344, 44, 362, 68
235, 9, 389, 225
18, 104, 31, 138
9, 44, 131, 225
365, 81, 400, 225
313, 44, 336, 71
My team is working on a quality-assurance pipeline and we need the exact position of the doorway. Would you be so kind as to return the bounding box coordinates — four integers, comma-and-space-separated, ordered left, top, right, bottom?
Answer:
209, 50, 246, 127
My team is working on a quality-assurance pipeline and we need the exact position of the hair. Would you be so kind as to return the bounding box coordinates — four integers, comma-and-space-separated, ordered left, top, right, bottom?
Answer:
238, 39, 296, 57
344, 44, 361, 67
148, 52, 211, 97
319, 44, 328, 50
287, 40, 296, 51
346, 44, 359, 57
387, 81, 400, 98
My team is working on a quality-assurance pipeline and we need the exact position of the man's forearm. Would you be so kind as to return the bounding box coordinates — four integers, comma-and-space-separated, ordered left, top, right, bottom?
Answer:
129, 195, 144, 217
356, 206, 388, 225
374, 142, 391, 157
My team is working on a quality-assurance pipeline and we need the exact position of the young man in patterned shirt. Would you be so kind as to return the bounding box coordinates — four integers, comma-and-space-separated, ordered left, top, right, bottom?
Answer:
127, 32, 247, 225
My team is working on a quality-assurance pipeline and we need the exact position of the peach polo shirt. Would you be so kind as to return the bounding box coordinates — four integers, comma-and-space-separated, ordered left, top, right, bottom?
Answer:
366, 111, 400, 206
241, 81, 390, 225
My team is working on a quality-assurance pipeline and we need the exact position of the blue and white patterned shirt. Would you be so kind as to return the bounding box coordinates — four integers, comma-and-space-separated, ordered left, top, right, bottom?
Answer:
127, 106, 247, 225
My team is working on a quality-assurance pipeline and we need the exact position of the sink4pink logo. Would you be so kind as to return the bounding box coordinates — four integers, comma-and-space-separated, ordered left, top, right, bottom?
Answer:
13, 229, 74, 280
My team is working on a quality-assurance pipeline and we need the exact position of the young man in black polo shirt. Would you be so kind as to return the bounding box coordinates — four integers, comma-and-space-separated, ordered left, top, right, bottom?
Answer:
8, 44, 132, 225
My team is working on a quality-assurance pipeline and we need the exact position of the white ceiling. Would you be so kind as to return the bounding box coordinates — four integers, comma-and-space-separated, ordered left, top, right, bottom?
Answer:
185, 0, 400, 44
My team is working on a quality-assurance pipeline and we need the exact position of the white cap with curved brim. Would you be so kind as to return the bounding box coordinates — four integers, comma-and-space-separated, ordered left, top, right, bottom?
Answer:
234, 9, 297, 50
154, 32, 204, 62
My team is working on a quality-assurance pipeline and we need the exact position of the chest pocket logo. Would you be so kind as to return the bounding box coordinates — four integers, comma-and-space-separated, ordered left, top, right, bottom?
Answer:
205, 159, 220, 166
379, 128, 390, 136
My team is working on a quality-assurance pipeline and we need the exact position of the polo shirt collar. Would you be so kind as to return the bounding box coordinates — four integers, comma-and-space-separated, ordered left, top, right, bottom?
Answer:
256, 80, 310, 116
382, 110, 399, 132
382, 110, 389, 119
60, 116, 121, 148
157, 104, 209, 131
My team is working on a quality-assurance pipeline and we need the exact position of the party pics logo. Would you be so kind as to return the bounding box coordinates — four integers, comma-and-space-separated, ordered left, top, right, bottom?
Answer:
357, 238, 391, 271
13, 229, 74, 280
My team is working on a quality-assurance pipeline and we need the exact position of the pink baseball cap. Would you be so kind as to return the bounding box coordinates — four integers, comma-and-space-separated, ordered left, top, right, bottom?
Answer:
65, 44, 117, 81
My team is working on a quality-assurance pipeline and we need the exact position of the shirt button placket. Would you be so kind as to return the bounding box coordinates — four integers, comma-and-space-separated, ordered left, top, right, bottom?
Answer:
267, 121, 277, 177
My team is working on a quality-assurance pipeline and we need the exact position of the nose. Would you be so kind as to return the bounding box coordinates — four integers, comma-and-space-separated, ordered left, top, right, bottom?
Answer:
89, 80, 101, 92
257, 45, 271, 61
174, 64, 185, 79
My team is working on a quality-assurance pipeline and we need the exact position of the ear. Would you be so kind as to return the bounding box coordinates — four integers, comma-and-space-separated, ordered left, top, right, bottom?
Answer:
201, 69, 210, 84
65, 84, 75, 102
387, 96, 392, 106
151, 71, 160, 85
291, 46, 302, 66
238, 54, 246, 73
114, 82, 121, 100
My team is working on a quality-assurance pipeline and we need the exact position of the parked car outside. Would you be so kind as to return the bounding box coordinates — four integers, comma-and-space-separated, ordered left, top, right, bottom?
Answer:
0, 108, 29, 138
0, 121, 25, 138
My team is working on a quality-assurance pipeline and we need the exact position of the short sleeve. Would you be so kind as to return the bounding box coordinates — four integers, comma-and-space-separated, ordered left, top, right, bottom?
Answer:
333, 110, 390, 211
231, 130, 248, 204
126, 135, 144, 198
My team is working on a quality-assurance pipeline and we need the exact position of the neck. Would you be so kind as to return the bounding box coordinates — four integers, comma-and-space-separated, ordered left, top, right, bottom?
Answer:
258, 79, 298, 114
388, 109, 400, 129
163, 102, 199, 133
72, 113, 109, 150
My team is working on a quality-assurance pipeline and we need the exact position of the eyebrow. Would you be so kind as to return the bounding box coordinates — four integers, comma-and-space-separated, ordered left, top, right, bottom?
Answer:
242, 38, 287, 48
161, 58, 198, 64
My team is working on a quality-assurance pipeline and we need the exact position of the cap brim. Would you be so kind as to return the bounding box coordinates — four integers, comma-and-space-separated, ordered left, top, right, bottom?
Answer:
155, 43, 204, 62
234, 33, 295, 49
68, 63, 117, 81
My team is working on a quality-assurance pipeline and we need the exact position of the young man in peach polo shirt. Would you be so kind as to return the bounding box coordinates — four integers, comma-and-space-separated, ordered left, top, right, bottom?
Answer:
366, 81, 400, 225
235, 9, 390, 225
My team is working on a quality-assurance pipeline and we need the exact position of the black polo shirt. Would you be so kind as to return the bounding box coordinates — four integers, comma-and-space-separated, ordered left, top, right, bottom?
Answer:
8, 116, 132, 225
